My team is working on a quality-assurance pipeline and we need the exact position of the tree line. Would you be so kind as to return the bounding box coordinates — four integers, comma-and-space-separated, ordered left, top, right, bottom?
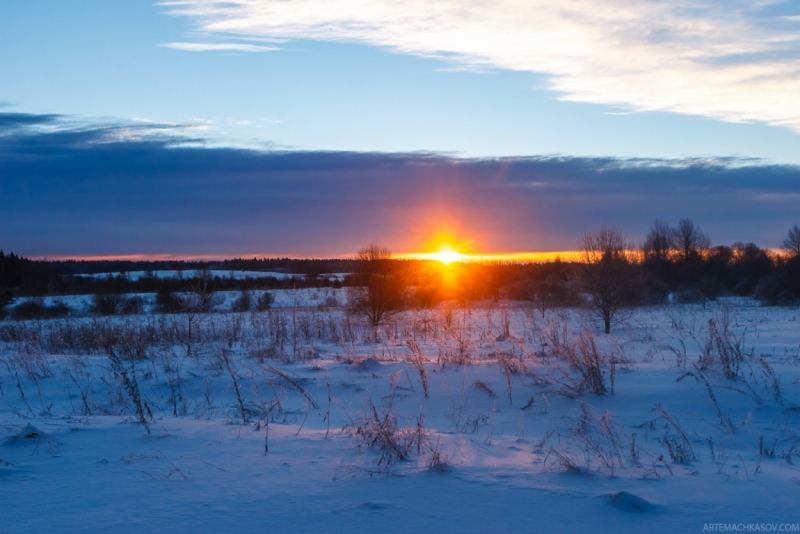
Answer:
2, 219, 799, 322
346, 220, 800, 331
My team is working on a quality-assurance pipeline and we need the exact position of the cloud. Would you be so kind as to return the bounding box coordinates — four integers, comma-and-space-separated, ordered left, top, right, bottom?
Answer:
161, 41, 277, 52
2, 112, 800, 257
159, 0, 800, 132
0, 112, 60, 128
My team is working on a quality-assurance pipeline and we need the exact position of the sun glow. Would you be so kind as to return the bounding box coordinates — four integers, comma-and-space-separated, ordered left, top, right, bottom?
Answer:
399, 248, 582, 264
397, 227, 582, 264
411, 247, 471, 265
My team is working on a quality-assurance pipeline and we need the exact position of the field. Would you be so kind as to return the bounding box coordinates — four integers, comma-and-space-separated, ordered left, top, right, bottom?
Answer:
2, 293, 799, 533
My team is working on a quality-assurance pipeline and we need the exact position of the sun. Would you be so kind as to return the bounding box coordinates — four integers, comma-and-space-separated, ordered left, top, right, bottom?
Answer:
404, 246, 472, 264
427, 247, 470, 265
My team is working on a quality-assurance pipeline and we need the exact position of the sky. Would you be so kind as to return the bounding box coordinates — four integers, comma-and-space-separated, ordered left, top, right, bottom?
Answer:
2, 0, 800, 258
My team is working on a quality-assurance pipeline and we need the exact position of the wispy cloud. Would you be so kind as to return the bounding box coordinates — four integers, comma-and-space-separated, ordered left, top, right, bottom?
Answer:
160, 0, 800, 132
162, 42, 277, 52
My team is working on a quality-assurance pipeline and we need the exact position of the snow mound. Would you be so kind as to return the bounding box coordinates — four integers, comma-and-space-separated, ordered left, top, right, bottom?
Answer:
4, 423, 46, 446
357, 358, 383, 371
605, 491, 655, 513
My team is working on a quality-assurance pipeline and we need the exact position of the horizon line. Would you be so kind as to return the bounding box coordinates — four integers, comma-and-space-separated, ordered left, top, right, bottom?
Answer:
26, 250, 583, 263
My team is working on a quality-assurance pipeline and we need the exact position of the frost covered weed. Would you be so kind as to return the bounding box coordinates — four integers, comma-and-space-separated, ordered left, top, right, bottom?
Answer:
493, 341, 527, 404
677, 365, 734, 431
347, 397, 428, 466
543, 448, 582, 474
218, 348, 249, 423
65, 365, 93, 416
755, 355, 783, 404
472, 379, 495, 397
544, 315, 570, 359
263, 365, 318, 409
652, 404, 695, 463
104, 344, 153, 434
570, 403, 627, 474
4, 423, 60, 454
8, 345, 53, 381
558, 330, 607, 396
405, 340, 429, 398
436, 307, 474, 368
696, 311, 751, 379
426, 436, 450, 471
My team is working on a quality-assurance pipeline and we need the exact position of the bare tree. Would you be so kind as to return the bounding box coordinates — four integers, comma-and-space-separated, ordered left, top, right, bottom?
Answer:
578, 226, 644, 334
346, 243, 405, 326
188, 268, 220, 313
674, 218, 711, 262
782, 224, 800, 257
642, 219, 675, 262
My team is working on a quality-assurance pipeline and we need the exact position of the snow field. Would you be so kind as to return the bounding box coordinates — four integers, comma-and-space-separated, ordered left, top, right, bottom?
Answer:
1, 298, 799, 533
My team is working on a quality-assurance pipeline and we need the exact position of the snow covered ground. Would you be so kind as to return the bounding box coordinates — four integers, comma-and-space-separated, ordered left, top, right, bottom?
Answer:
2, 298, 799, 533
9, 287, 347, 314
78, 270, 314, 281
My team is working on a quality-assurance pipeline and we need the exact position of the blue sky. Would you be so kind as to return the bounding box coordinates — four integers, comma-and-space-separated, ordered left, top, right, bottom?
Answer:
2, 1, 800, 257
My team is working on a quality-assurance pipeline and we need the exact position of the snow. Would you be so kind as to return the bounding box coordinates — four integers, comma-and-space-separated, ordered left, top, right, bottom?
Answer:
78, 270, 311, 280
7, 287, 347, 314
1, 299, 800, 532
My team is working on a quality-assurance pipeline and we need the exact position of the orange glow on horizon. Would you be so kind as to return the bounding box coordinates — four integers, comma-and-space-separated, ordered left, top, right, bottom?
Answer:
408, 246, 471, 265
398, 250, 581, 263
397, 226, 580, 263
28, 250, 582, 263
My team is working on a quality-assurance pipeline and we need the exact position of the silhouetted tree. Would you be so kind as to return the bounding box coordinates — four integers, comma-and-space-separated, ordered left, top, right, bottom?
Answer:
782, 224, 800, 257
674, 218, 711, 262
642, 219, 675, 262
730, 242, 773, 295
187, 268, 220, 312
577, 226, 644, 334
346, 243, 405, 326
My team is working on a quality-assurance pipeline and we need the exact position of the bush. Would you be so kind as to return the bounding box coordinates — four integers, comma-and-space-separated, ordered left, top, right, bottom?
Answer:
255, 291, 273, 311
47, 299, 72, 318
10, 298, 71, 320
231, 290, 252, 312
92, 293, 125, 315
120, 296, 145, 315
11, 298, 47, 320
756, 256, 800, 305
156, 288, 184, 313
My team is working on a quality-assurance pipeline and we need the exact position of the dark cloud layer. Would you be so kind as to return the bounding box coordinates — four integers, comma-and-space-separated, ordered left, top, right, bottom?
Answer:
2, 113, 799, 257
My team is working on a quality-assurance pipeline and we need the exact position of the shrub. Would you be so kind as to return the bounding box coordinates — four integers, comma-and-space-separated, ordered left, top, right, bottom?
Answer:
120, 296, 145, 315
10, 298, 71, 320
347, 397, 428, 466
255, 291, 273, 312
11, 298, 46, 320
231, 290, 252, 312
47, 299, 72, 318
562, 329, 607, 395
92, 293, 125, 315
156, 288, 184, 313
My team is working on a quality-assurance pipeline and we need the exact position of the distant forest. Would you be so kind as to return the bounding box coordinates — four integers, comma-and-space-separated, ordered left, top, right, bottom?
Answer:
0, 255, 352, 307
2, 219, 799, 319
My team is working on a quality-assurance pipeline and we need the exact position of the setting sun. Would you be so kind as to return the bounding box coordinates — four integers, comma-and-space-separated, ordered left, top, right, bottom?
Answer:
414, 247, 471, 265
398, 246, 582, 264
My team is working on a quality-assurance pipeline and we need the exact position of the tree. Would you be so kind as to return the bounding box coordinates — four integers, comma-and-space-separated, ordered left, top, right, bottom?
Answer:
674, 218, 711, 262
782, 224, 800, 257
346, 243, 405, 326
577, 226, 644, 334
187, 268, 220, 313
642, 219, 675, 262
